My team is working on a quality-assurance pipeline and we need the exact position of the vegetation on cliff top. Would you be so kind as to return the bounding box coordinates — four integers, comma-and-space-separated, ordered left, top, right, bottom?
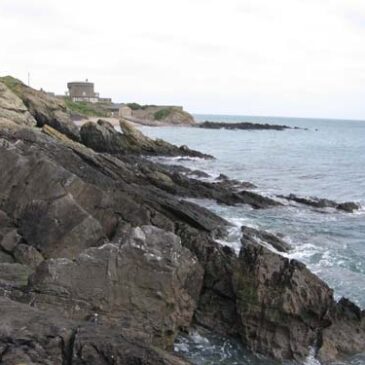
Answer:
154, 108, 172, 120
64, 98, 107, 117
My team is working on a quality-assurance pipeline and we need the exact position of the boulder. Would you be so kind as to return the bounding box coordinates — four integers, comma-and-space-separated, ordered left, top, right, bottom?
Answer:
13, 243, 44, 269
0, 76, 80, 141
0, 228, 21, 252
30, 226, 203, 349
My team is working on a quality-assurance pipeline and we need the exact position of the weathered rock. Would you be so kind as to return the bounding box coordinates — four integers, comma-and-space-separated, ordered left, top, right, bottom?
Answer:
0, 249, 14, 263
80, 119, 212, 158
177, 225, 240, 337
0, 81, 37, 127
337, 201, 360, 213
13, 243, 44, 269
232, 243, 334, 360
0, 76, 80, 141
30, 226, 203, 349
0, 140, 107, 258
0, 228, 21, 252
241, 225, 292, 252
318, 298, 365, 363
0, 263, 33, 287
0, 297, 192, 365
281, 193, 360, 213
237, 190, 282, 209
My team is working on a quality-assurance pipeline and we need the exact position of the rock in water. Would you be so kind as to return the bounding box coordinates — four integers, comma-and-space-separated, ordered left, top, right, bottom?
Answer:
241, 225, 292, 252
0, 297, 193, 365
30, 226, 203, 349
233, 243, 334, 360
319, 298, 365, 362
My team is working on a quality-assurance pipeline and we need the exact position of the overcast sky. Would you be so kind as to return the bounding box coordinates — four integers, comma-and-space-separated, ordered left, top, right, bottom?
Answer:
1, 0, 365, 119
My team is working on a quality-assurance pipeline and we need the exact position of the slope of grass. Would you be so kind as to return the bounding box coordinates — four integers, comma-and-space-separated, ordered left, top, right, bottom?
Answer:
64, 98, 107, 117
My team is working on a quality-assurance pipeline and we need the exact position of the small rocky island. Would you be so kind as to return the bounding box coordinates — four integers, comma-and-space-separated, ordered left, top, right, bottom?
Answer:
197, 120, 294, 130
0, 76, 363, 364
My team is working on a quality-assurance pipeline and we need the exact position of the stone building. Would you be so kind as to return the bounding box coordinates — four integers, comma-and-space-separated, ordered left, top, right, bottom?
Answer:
67, 80, 99, 103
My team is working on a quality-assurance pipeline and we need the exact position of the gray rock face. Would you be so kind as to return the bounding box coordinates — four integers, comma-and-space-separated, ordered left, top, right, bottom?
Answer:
0, 228, 22, 252
319, 298, 365, 363
13, 243, 44, 269
0, 76, 80, 141
0, 297, 192, 365
0, 262, 33, 287
233, 243, 334, 360
30, 226, 203, 349
0, 81, 37, 127
0, 82, 364, 364
80, 119, 212, 158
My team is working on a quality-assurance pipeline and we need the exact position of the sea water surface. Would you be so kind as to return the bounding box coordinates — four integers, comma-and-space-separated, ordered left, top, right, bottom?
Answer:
139, 114, 365, 365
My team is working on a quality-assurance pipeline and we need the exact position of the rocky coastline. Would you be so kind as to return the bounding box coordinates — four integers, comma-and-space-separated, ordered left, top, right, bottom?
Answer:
0, 76, 364, 365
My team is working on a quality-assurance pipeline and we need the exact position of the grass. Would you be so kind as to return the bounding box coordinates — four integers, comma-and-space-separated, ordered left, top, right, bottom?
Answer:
154, 108, 171, 121
127, 103, 157, 111
64, 98, 107, 117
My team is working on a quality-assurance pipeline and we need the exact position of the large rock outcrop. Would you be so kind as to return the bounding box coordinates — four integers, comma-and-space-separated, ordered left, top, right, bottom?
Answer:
0, 76, 80, 141
0, 81, 37, 128
231, 242, 365, 362
80, 119, 211, 158
0, 79, 364, 364
319, 298, 365, 362
30, 226, 203, 349
0, 297, 192, 365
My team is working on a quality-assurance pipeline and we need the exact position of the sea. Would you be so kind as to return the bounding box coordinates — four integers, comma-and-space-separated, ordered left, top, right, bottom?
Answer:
138, 114, 365, 365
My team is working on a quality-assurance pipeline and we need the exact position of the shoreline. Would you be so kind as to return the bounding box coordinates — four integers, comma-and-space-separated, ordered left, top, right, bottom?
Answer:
0, 77, 364, 365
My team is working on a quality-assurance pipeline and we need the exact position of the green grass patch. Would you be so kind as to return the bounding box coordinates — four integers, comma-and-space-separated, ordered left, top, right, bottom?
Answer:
64, 98, 107, 117
154, 108, 171, 121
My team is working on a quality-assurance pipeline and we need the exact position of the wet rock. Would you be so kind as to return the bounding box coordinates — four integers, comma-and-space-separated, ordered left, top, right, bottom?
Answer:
189, 170, 211, 178
197, 121, 292, 131
241, 225, 292, 252
238, 190, 282, 209
281, 194, 360, 213
30, 226, 203, 349
337, 201, 360, 213
0, 76, 80, 141
318, 298, 365, 363
216, 173, 229, 181
13, 244, 44, 269
177, 225, 240, 337
232, 243, 334, 360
